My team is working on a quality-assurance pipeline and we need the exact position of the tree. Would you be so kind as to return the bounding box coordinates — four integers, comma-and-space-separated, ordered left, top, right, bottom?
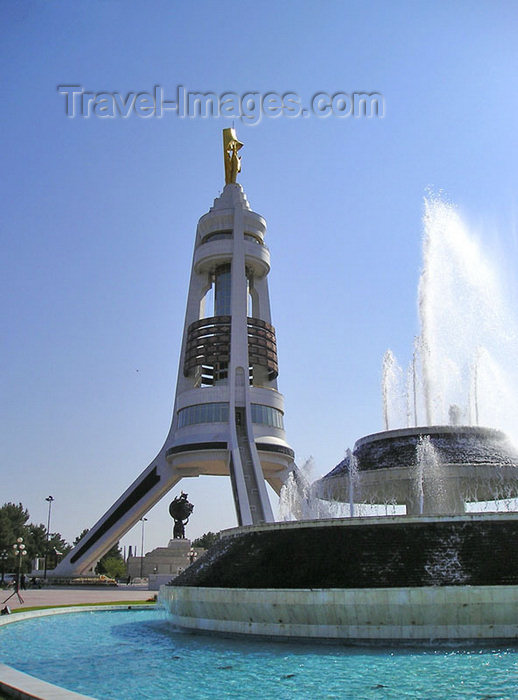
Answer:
26, 523, 70, 569
73, 528, 90, 546
192, 531, 219, 549
0, 502, 71, 574
26, 523, 47, 559
72, 529, 126, 579
95, 541, 125, 578
0, 503, 29, 537
97, 556, 126, 579
0, 503, 31, 572
47, 532, 71, 569
102, 542, 123, 560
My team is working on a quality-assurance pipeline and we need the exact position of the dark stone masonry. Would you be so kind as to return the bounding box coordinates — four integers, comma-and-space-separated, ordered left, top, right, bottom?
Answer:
326, 426, 518, 477
171, 516, 518, 590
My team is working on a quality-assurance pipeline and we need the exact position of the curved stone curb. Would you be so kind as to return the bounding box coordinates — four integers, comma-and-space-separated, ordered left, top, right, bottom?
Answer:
0, 604, 155, 699
0, 603, 154, 626
0, 663, 93, 700
161, 584, 518, 642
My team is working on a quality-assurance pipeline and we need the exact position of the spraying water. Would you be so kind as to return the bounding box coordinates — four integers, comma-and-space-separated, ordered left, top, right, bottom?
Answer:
279, 458, 351, 520
347, 448, 359, 516
382, 350, 405, 430
414, 434, 447, 515
290, 195, 518, 522
387, 195, 518, 441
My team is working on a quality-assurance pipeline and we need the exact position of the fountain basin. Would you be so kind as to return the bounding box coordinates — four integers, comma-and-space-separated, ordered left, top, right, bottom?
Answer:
161, 514, 518, 641
161, 583, 518, 642
318, 426, 518, 514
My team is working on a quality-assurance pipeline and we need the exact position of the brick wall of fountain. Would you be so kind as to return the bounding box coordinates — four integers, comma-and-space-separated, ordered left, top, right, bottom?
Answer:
170, 514, 518, 589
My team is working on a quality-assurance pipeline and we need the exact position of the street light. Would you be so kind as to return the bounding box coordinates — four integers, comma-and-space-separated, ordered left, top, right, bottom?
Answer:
2, 538, 27, 605
14, 537, 27, 586
188, 548, 197, 565
139, 517, 148, 579
43, 496, 54, 579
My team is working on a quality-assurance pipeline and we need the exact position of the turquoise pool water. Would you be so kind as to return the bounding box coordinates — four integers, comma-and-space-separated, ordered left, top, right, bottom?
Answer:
0, 608, 517, 699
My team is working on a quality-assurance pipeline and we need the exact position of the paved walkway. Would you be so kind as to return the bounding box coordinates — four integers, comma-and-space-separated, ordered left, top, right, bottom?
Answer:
1, 585, 154, 611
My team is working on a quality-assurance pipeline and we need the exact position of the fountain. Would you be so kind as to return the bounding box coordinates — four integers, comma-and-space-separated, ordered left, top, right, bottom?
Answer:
161, 194, 518, 641
318, 195, 518, 515
5, 149, 518, 700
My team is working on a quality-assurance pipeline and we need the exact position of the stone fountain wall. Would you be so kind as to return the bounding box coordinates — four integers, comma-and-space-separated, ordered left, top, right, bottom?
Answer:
170, 514, 518, 589
319, 426, 518, 512
160, 583, 518, 642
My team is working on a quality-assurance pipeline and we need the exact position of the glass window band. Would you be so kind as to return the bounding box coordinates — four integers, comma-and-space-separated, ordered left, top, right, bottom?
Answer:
178, 402, 229, 428
251, 404, 284, 429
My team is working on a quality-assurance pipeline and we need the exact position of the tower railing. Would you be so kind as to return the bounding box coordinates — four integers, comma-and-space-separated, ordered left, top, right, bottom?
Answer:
184, 315, 278, 383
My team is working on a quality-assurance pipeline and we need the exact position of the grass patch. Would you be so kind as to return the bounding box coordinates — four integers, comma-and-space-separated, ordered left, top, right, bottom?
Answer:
10, 600, 156, 613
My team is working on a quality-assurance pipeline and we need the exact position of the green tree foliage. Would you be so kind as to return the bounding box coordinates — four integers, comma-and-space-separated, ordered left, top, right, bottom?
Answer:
0, 503, 29, 548
97, 556, 127, 579
0, 503, 32, 573
73, 528, 90, 546
103, 542, 123, 559
192, 531, 219, 549
95, 540, 126, 578
0, 502, 71, 574
46, 532, 70, 569
72, 527, 126, 579
25, 522, 70, 567
26, 523, 47, 558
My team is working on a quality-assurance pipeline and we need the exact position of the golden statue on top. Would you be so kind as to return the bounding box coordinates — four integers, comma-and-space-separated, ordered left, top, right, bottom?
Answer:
223, 128, 243, 184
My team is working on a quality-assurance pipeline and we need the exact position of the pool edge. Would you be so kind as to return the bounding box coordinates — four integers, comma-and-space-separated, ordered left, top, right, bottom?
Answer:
0, 604, 154, 700
160, 584, 518, 642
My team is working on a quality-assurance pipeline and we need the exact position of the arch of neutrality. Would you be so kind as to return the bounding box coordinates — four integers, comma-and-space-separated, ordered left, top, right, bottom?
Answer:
54, 130, 295, 576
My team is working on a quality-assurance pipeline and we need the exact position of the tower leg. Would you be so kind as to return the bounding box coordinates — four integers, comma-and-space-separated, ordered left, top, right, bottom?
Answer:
53, 450, 192, 577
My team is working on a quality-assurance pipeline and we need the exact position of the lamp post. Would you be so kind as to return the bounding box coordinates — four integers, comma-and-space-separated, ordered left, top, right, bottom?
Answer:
43, 496, 54, 579
14, 538, 27, 590
3, 537, 27, 605
139, 517, 147, 579
188, 548, 197, 565
0, 550, 8, 585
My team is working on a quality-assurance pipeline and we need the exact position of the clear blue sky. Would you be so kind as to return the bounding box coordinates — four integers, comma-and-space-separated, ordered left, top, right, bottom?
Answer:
2, 1, 518, 554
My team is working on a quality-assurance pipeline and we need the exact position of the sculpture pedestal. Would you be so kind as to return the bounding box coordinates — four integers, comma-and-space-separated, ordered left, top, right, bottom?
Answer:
126, 539, 204, 587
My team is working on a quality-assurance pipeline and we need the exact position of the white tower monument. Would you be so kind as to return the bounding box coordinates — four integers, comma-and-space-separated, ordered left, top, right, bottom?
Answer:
54, 130, 295, 576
